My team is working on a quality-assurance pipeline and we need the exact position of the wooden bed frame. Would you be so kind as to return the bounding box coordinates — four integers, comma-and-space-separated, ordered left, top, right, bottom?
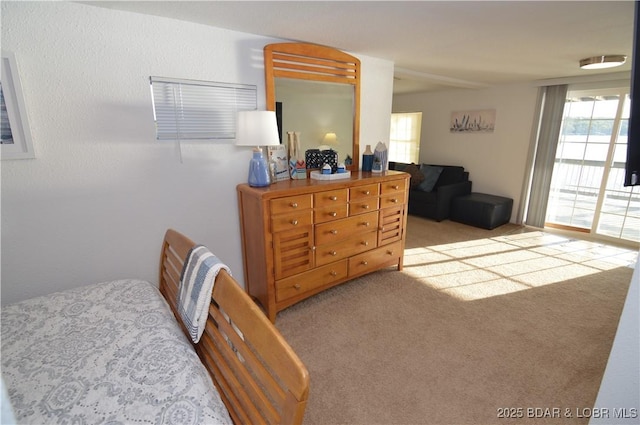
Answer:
158, 229, 309, 425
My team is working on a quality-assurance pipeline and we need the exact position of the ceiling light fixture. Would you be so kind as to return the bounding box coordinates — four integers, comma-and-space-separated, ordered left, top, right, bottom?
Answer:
579, 55, 627, 70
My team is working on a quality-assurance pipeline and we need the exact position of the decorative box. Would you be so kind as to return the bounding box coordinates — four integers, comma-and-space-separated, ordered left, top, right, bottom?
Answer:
322, 149, 338, 173
305, 149, 324, 169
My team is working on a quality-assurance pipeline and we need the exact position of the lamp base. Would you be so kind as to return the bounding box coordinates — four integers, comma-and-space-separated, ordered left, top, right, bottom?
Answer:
248, 148, 271, 187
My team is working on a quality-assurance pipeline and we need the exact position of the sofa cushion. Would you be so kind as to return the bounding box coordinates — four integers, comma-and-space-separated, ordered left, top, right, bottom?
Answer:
408, 187, 437, 203
418, 165, 443, 192
432, 165, 465, 188
403, 163, 424, 188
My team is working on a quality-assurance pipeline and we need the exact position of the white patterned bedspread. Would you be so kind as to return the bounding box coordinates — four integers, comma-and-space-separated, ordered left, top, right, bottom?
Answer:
1, 279, 232, 425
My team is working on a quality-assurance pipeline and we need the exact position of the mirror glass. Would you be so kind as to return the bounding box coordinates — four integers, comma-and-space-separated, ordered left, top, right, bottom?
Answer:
275, 78, 354, 165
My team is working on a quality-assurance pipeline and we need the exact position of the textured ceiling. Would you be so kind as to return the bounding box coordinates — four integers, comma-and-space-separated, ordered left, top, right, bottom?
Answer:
83, 1, 635, 94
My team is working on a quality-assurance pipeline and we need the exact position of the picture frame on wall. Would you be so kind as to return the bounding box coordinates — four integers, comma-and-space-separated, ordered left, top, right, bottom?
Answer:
450, 109, 496, 133
1, 51, 35, 160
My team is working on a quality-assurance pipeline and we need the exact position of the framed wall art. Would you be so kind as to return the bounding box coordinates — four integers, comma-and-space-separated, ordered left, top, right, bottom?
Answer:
450, 109, 496, 133
2, 51, 35, 160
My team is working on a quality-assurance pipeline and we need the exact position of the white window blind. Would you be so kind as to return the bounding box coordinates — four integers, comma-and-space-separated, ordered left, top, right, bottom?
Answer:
389, 112, 422, 163
150, 77, 257, 140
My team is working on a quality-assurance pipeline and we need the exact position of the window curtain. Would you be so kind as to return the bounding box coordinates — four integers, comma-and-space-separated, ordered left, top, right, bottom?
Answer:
523, 84, 568, 227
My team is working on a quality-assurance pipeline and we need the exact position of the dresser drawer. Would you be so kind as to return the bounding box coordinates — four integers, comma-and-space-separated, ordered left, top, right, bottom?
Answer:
271, 210, 313, 233
275, 260, 348, 302
273, 226, 314, 279
349, 197, 379, 216
380, 179, 407, 195
348, 241, 403, 276
314, 204, 349, 224
379, 206, 404, 245
349, 183, 379, 200
315, 231, 378, 267
314, 189, 348, 207
380, 193, 404, 209
270, 194, 313, 215
315, 211, 379, 246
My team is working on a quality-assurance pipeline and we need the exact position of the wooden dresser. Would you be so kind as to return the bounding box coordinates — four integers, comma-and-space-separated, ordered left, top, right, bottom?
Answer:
237, 171, 409, 322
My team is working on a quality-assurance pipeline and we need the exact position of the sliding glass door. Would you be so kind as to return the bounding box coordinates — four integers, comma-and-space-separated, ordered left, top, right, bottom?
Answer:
545, 88, 639, 243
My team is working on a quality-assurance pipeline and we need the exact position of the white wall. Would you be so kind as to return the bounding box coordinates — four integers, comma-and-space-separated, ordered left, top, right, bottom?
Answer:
361, 56, 395, 159
0, 2, 394, 305
393, 83, 539, 222
590, 259, 639, 425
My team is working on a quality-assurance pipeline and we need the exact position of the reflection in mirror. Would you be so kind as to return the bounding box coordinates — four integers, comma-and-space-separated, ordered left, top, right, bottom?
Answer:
275, 78, 354, 164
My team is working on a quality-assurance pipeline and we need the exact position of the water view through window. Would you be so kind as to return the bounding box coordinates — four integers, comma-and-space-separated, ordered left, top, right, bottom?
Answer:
546, 89, 639, 243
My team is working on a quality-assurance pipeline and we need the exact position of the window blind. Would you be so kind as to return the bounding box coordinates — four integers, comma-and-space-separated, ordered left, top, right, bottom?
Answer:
389, 112, 422, 163
149, 77, 257, 141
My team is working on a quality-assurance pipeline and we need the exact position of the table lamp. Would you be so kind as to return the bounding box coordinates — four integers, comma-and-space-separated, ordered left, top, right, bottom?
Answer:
236, 111, 281, 187
319, 132, 338, 151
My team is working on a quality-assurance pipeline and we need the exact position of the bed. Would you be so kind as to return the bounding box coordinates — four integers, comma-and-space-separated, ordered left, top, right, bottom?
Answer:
1, 229, 309, 425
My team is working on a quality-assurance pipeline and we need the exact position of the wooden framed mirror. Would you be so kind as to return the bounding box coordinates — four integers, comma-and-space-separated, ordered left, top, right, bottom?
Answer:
264, 42, 361, 171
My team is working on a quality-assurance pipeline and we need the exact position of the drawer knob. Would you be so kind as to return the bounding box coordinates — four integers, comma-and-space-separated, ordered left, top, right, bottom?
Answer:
291, 219, 298, 225
364, 190, 370, 195
388, 250, 394, 255
363, 222, 370, 227
310, 246, 316, 251
330, 196, 338, 201
391, 198, 398, 203
291, 202, 298, 208
362, 205, 369, 209
330, 229, 338, 235
294, 284, 301, 290
361, 260, 368, 266
330, 270, 337, 277
392, 185, 399, 189
330, 250, 337, 256
330, 211, 337, 217
362, 241, 369, 246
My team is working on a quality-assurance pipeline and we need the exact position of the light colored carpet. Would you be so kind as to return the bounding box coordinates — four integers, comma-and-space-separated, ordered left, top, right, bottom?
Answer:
276, 216, 637, 425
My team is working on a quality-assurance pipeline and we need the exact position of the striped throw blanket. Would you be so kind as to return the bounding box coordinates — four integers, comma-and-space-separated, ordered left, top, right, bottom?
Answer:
178, 245, 231, 343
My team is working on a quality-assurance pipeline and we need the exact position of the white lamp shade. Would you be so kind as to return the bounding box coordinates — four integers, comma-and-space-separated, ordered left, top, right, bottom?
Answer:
236, 111, 281, 147
323, 132, 338, 145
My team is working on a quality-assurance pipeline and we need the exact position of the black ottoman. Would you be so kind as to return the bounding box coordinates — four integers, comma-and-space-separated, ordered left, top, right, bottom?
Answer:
450, 193, 513, 230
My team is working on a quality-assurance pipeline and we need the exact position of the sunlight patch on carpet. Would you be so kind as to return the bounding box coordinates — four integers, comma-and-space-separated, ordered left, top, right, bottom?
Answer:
514, 263, 599, 287
441, 277, 530, 299
403, 230, 637, 301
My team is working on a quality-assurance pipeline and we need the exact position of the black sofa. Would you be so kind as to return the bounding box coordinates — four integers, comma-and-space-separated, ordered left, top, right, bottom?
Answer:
390, 162, 472, 221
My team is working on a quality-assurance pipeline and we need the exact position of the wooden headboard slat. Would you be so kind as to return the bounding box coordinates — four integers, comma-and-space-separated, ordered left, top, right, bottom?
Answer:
212, 271, 309, 399
197, 335, 270, 425
164, 246, 182, 281
207, 305, 287, 417
198, 327, 278, 425
157, 229, 309, 425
